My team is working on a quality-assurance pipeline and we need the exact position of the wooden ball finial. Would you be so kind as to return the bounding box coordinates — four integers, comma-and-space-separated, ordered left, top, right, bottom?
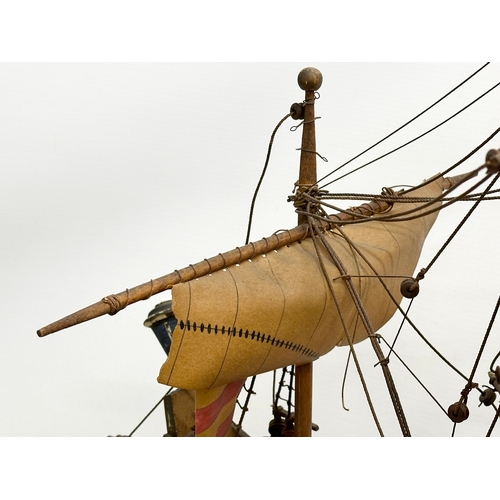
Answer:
297, 67, 323, 91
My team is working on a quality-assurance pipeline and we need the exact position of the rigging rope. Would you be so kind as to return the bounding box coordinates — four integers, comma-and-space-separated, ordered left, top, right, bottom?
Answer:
486, 405, 500, 437
324, 209, 497, 428
296, 171, 476, 432
463, 295, 500, 401
314, 166, 500, 435
404, 125, 500, 195
296, 177, 484, 422
376, 335, 450, 417
239, 112, 291, 434
234, 376, 257, 435
307, 212, 385, 436
127, 388, 173, 437
304, 168, 494, 386
240, 67, 500, 437
314, 217, 413, 436
245, 113, 291, 245
490, 351, 500, 372
317, 62, 491, 186
301, 165, 494, 227
417, 171, 500, 281
272, 366, 295, 416
383, 298, 414, 363
450, 296, 500, 436
319, 79, 500, 189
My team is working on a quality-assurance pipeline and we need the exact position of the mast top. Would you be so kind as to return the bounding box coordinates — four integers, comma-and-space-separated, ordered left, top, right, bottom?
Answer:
297, 67, 323, 91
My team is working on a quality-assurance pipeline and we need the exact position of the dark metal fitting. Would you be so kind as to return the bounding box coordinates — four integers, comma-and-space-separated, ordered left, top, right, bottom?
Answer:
447, 401, 469, 423
485, 149, 500, 171
290, 102, 305, 120
400, 278, 420, 298
488, 366, 500, 392
479, 387, 496, 407
268, 416, 286, 437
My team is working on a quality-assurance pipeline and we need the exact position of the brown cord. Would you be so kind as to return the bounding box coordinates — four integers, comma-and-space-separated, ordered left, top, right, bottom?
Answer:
248, 242, 257, 259
188, 264, 198, 279
141, 280, 154, 301
245, 113, 291, 245
309, 215, 411, 436
218, 252, 228, 269
203, 258, 213, 274
235, 247, 243, 265
305, 210, 385, 436
102, 294, 122, 316
262, 237, 270, 254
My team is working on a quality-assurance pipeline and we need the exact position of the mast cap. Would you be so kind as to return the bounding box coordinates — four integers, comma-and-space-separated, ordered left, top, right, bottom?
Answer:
298, 67, 323, 91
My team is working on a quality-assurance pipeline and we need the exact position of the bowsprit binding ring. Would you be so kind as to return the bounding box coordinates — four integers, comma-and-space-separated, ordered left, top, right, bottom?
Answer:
218, 253, 228, 269
203, 258, 213, 274
102, 289, 129, 316
188, 264, 198, 279
248, 241, 257, 260
235, 246, 244, 265
262, 236, 270, 254
144, 280, 154, 300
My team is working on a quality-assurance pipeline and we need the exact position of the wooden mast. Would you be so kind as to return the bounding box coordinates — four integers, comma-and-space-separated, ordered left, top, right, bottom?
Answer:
294, 67, 323, 437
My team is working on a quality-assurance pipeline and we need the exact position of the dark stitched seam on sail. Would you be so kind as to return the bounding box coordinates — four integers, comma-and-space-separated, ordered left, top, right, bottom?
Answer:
178, 320, 318, 359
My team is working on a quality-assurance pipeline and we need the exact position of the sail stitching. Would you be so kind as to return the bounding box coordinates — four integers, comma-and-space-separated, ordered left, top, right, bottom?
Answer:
178, 319, 319, 359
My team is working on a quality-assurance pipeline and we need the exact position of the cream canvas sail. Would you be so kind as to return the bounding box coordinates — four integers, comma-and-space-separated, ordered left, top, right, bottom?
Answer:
158, 176, 444, 390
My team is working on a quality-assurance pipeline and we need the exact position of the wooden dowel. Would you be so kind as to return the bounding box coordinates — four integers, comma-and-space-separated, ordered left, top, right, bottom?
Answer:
294, 68, 323, 437
36, 169, 472, 339
294, 362, 313, 436
37, 224, 310, 337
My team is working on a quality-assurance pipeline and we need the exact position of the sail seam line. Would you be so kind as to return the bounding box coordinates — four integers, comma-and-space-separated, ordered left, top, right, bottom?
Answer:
178, 319, 319, 359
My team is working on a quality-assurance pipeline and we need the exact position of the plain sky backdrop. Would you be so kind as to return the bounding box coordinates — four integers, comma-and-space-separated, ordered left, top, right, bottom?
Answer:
1, 4, 500, 498
1, 62, 500, 439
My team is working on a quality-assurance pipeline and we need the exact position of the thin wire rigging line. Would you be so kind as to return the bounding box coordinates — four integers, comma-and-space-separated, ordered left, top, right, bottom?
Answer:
376, 335, 449, 417
318, 78, 500, 190
128, 388, 173, 437
245, 113, 291, 245
240, 113, 291, 432
464, 295, 500, 397
316, 62, 490, 186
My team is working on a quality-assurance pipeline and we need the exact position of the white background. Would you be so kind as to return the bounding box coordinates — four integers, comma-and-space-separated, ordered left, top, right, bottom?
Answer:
1, 62, 499, 439
1, 5, 499, 498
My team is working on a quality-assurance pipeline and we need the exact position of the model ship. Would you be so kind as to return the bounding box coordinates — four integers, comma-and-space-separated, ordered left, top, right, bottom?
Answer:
37, 67, 500, 437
